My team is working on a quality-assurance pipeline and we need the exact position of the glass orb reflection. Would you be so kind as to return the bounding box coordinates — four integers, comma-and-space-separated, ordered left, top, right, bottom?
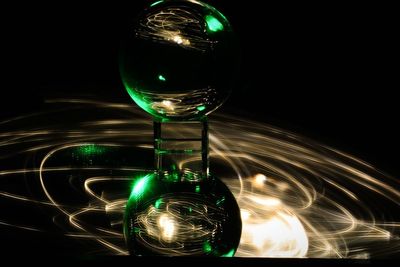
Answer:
119, 0, 238, 121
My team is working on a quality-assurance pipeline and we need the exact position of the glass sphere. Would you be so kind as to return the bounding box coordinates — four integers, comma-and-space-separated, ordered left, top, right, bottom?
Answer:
119, 0, 239, 121
124, 173, 242, 256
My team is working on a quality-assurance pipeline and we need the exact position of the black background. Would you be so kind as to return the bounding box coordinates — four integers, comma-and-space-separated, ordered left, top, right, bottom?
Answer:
2, 0, 398, 178
0, 0, 398, 264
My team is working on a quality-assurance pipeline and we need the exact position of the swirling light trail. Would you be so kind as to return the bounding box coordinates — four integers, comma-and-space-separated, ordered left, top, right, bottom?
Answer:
0, 98, 399, 258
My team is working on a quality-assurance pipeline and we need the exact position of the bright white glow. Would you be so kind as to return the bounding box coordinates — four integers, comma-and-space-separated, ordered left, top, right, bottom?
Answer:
241, 209, 251, 221
235, 191, 307, 257
171, 35, 190, 45
173, 35, 183, 44
254, 173, 267, 186
239, 209, 309, 257
247, 195, 281, 207
162, 100, 174, 111
158, 214, 176, 242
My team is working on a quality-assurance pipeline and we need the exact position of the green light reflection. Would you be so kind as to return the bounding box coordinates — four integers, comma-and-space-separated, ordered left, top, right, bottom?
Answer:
197, 105, 206, 111
155, 198, 163, 209
130, 174, 153, 200
150, 1, 164, 7
77, 144, 106, 156
158, 74, 166, 82
203, 241, 212, 253
205, 15, 224, 32
221, 248, 235, 257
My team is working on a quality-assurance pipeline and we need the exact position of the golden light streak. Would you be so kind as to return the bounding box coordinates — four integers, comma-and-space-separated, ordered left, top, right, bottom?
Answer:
0, 220, 42, 232
0, 98, 399, 258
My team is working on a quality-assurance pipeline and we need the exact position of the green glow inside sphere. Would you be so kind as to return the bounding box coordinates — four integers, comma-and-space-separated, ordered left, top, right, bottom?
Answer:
119, 0, 238, 121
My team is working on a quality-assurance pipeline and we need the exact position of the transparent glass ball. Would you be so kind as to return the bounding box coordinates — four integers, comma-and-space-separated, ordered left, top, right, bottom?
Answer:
119, 0, 239, 121
124, 173, 242, 256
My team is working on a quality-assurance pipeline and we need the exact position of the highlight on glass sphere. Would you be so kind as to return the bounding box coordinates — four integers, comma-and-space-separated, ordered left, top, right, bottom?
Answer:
119, 0, 239, 121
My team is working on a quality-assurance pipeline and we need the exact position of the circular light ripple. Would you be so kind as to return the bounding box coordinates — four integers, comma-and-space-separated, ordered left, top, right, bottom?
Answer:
0, 98, 399, 258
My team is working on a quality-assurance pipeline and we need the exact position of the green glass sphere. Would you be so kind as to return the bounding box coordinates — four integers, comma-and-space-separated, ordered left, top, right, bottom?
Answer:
119, 0, 238, 121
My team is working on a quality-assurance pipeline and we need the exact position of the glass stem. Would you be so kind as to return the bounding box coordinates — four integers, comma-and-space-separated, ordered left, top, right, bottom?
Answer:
153, 119, 209, 180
